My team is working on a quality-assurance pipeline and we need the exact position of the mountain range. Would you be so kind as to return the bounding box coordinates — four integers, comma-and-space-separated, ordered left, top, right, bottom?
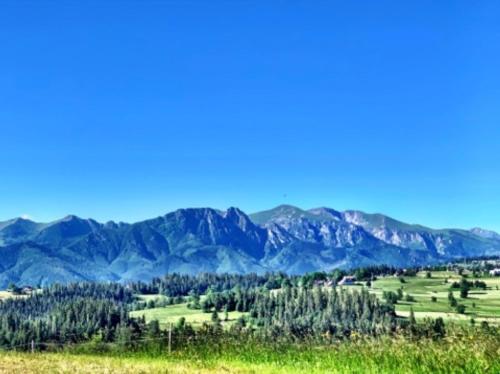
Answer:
0, 205, 499, 288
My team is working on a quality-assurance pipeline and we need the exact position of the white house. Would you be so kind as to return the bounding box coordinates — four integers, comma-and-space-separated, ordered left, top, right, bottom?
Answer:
489, 268, 500, 276
338, 276, 356, 286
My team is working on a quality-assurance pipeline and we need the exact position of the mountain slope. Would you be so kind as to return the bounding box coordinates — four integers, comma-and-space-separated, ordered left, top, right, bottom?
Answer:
251, 205, 458, 273
341, 210, 500, 257
0, 205, 498, 287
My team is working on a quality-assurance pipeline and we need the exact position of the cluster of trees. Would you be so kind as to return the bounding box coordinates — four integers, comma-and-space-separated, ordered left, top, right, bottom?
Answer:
247, 286, 397, 339
382, 288, 415, 305
450, 278, 487, 299
132, 296, 185, 311
382, 290, 401, 305
352, 265, 407, 280
406, 309, 446, 339
447, 291, 466, 314
0, 283, 136, 349
190, 285, 399, 339
195, 288, 258, 313
128, 273, 286, 296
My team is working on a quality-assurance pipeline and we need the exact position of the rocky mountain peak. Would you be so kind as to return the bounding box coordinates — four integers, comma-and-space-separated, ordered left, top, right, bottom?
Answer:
470, 227, 500, 240
308, 207, 343, 221
0, 206, 498, 287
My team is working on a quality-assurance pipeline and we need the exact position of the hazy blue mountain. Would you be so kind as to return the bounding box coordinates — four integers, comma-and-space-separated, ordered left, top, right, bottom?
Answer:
0, 218, 43, 246
340, 210, 500, 257
0, 205, 498, 287
470, 227, 500, 241
252, 205, 452, 272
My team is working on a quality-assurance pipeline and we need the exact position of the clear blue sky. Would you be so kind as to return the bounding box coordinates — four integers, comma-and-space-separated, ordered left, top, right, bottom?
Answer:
0, 1, 499, 231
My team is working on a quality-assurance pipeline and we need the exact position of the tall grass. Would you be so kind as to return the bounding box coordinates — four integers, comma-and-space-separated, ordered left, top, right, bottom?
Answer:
56, 327, 499, 374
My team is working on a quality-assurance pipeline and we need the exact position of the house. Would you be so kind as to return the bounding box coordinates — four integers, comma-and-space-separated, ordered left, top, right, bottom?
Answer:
313, 279, 335, 287
489, 268, 500, 276
21, 286, 34, 294
338, 276, 356, 286
393, 270, 403, 277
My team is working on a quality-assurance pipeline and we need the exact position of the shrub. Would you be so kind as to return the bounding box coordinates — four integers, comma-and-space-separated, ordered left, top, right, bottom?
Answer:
405, 294, 415, 302
397, 288, 404, 300
460, 288, 468, 299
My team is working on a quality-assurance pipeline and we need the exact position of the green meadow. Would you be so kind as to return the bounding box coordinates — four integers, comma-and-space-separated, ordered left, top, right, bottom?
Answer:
130, 302, 246, 328
129, 271, 500, 328
369, 271, 500, 324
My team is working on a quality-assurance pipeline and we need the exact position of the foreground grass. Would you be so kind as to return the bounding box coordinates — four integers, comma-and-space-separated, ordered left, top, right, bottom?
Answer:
1, 333, 498, 374
0, 353, 214, 374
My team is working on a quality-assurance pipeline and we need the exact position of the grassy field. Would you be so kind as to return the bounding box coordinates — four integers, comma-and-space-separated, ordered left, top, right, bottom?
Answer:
338, 271, 500, 325
0, 290, 29, 300
0, 291, 13, 300
130, 302, 246, 328
0, 333, 498, 374
0, 353, 212, 374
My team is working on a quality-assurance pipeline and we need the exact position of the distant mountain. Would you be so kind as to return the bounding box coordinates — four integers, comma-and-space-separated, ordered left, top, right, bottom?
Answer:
470, 227, 500, 241
0, 205, 499, 288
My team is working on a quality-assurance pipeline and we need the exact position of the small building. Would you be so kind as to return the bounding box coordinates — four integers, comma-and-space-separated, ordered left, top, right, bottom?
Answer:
489, 268, 500, 276
313, 279, 335, 287
338, 276, 356, 286
21, 286, 34, 294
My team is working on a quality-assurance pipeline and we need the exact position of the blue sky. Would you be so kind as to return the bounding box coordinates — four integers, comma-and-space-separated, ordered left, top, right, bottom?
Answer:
0, 1, 499, 231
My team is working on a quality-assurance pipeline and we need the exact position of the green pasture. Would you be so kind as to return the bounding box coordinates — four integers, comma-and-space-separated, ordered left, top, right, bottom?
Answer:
130, 302, 246, 328
368, 271, 500, 324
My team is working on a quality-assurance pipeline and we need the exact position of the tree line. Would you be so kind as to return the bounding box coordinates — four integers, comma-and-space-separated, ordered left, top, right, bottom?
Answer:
0, 283, 135, 349
1, 259, 498, 351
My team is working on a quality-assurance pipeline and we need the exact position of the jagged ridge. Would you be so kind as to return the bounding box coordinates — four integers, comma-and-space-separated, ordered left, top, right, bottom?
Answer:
0, 205, 499, 287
